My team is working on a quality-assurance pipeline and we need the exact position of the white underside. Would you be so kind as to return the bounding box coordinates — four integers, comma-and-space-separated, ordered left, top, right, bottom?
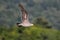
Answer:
18, 20, 33, 27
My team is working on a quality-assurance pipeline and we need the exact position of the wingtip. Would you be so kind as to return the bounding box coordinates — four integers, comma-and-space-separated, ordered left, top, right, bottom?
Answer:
19, 4, 23, 7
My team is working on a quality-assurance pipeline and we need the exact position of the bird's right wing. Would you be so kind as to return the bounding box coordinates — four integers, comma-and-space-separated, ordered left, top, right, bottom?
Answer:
19, 4, 28, 21
19, 4, 28, 15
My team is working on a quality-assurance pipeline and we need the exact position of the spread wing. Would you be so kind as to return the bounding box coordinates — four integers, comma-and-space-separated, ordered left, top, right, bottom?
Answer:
19, 4, 28, 21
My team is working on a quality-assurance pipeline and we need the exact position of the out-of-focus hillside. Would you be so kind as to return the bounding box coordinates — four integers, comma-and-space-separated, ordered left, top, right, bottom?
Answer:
0, 0, 60, 29
0, 25, 60, 40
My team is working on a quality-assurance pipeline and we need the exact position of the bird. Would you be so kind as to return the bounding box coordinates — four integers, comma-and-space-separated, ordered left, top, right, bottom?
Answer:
17, 4, 33, 27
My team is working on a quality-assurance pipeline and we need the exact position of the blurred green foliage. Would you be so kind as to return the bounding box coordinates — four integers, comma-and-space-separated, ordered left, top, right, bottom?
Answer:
0, 25, 60, 40
33, 17, 52, 28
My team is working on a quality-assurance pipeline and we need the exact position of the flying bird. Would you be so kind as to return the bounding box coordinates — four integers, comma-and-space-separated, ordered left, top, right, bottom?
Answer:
17, 4, 33, 27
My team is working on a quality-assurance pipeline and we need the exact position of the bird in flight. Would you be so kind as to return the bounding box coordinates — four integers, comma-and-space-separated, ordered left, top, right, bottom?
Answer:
17, 4, 33, 27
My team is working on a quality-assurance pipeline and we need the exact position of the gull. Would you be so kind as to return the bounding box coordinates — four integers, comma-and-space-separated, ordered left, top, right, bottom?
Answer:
17, 4, 33, 27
